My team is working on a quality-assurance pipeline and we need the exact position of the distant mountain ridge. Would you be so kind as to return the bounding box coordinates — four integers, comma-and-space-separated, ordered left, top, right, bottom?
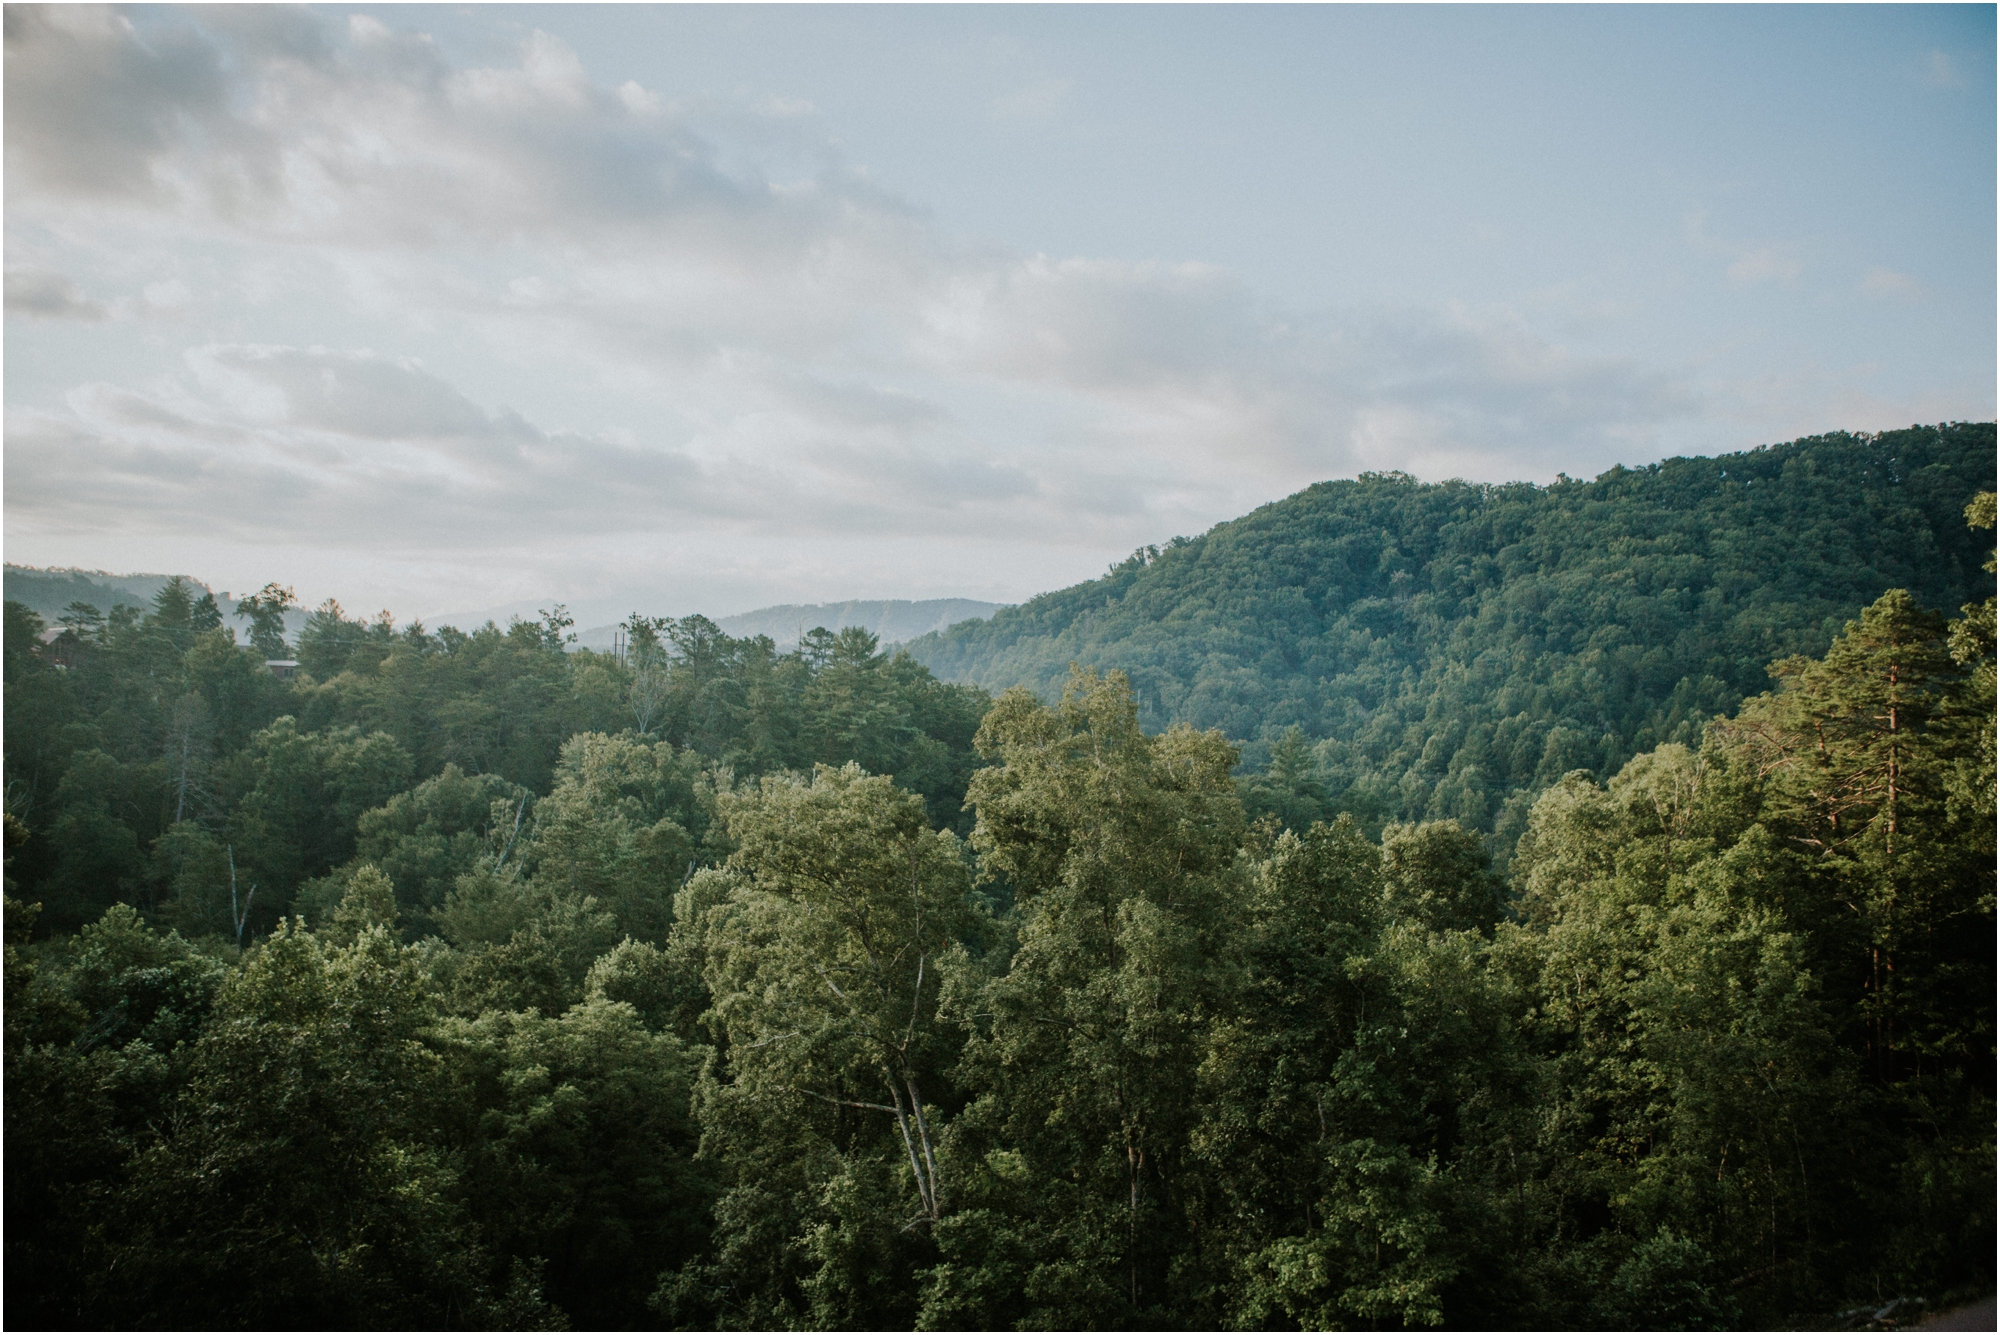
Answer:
574, 598, 1004, 652
716, 598, 1005, 647
903, 423, 1995, 842
4, 566, 311, 640
6, 570, 998, 656
4, 566, 195, 622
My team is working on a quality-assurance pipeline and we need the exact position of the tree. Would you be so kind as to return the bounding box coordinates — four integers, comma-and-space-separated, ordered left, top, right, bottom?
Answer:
624, 613, 674, 735
296, 598, 374, 679
439, 994, 705, 1327
4, 901, 229, 1327
145, 577, 221, 655
42, 750, 147, 930
1380, 818, 1506, 935
233, 582, 298, 659
664, 763, 982, 1328
108, 918, 529, 1327
537, 604, 577, 652
932, 667, 1244, 1327
907, 425, 1994, 864
225, 718, 413, 919
1240, 725, 1331, 833
162, 691, 214, 826
1713, 590, 1972, 1082
519, 731, 709, 944
148, 823, 235, 940
1946, 492, 1995, 872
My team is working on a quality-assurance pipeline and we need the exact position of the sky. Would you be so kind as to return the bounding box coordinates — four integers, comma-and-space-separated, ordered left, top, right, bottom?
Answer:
4, 3, 1993, 628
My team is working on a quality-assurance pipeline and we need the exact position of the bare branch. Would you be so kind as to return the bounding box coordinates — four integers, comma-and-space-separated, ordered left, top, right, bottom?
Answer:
744, 1030, 804, 1050
907, 1075, 943, 1216
794, 1086, 899, 1115
904, 953, 925, 1054
495, 796, 529, 870
880, 1076, 938, 1222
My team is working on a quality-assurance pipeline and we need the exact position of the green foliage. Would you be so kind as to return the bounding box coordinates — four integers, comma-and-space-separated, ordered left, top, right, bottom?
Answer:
438, 995, 704, 1327
1381, 818, 1507, 934
663, 763, 983, 1328
4, 899, 225, 1327
344, 762, 534, 935
324, 864, 400, 946
223, 716, 415, 917
518, 732, 711, 943
927, 668, 1247, 1327
912, 425, 1994, 856
1194, 815, 1532, 1331
1714, 591, 1991, 1084
443, 878, 623, 1018
583, 936, 698, 1035
3, 432, 1993, 1330
105, 921, 518, 1328
233, 581, 299, 659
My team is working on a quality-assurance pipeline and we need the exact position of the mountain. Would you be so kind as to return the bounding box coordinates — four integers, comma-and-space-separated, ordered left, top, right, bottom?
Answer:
715, 598, 1004, 647
904, 423, 1995, 845
573, 598, 1004, 652
3, 566, 312, 641
3, 566, 194, 622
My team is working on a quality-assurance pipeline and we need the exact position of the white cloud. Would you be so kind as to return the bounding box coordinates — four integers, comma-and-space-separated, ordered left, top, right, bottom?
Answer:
1684, 209, 1803, 286
1859, 266, 1922, 299
618, 80, 661, 116
5, 7, 1713, 613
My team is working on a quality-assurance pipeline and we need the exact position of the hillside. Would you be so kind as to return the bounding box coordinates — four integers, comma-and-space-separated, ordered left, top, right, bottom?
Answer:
716, 597, 1004, 647
2, 567, 312, 642
574, 597, 1003, 652
906, 423, 1995, 843
2, 566, 193, 622
4, 431, 1991, 1332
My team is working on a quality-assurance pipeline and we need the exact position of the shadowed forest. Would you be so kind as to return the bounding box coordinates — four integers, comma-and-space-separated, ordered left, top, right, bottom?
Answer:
4, 426, 1993, 1330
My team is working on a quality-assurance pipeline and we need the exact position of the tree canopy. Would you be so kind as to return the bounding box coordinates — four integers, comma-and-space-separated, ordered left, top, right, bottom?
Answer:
910, 423, 1993, 856
3, 432, 1992, 1330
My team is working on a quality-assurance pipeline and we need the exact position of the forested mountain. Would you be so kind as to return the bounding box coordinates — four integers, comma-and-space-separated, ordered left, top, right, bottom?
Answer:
576, 599, 1005, 654
3, 433, 1992, 1331
715, 598, 1005, 648
4, 566, 198, 625
3, 566, 311, 641
909, 424, 1994, 851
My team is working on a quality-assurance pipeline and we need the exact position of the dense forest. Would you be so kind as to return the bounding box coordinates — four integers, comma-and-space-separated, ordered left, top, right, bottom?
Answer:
3, 427, 1993, 1330
909, 424, 1994, 854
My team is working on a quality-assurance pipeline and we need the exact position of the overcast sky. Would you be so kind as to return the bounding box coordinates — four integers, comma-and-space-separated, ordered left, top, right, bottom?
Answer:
5, 4, 1993, 627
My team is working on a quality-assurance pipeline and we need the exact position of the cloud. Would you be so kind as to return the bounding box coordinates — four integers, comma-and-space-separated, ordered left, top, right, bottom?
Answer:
4, 7, 1713, 611
5, 270, 109, 321
1684, 209, 1802, 286
8, 340, 1098, 558
8, 345, 718, 546
186, 345, 508, 439
915, 255, 1695, 481
5, 4, 919, 257
2, 6, 234, 201
1714, 357, 1993, 448
1859, 266, 1923, 299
